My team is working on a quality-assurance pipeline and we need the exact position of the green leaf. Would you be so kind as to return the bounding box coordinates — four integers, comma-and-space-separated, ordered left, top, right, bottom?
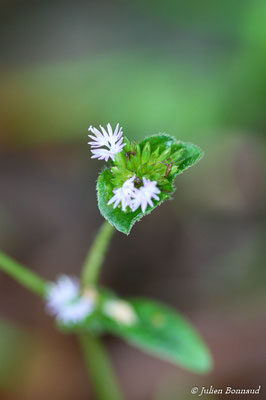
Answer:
102, 296, 212, 374
97, 134, 203, 234
56, 289, 212, 373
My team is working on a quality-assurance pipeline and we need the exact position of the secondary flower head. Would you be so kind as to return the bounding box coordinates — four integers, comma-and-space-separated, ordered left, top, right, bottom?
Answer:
46, 275, 94, 323
131, 177, 161, 213
107, 175, 161, 213
107, 175, 136, 211
103, 299, 137, 326
88, 123, 125, 161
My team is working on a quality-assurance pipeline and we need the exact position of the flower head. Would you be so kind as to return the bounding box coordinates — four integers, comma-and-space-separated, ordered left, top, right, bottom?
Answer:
46, 275, 94, 323
131, 177, 160, 213
103, 299, 137, 326
108, 175, 136, 211
88, 123, 125, 161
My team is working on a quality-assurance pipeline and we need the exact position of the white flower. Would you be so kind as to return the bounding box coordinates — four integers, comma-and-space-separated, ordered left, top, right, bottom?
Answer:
46, 275, 94, 323
88, 123, 125, 161
108, 176, 161, 213
131, 177, 160, 213
103, 299, 137, 326
108, 175, 136, 211
55, 298, 93, 324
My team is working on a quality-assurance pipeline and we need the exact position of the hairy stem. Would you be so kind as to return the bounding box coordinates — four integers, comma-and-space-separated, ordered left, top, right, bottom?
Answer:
79, 334, 124, 400
81, 220, 114, 287
0, 251, 47, 297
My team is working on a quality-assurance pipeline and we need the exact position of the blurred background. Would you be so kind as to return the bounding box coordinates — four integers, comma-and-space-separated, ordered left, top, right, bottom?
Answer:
0, 0, 265, 399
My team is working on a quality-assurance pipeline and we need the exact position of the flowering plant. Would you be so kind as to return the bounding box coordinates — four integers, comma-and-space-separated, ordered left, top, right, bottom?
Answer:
92, 123, 203, 234
0, 123, 211, 400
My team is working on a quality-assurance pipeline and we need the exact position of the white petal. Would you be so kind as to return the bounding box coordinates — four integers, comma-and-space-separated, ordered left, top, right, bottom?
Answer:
107, 123, 114, 137
141, 200, 147, 213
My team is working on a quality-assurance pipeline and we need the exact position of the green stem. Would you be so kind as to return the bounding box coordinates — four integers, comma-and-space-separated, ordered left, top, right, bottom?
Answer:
79, 335, 124, 400
0, 251, 47, 297
81, 221, 114, 287
80, 221, 123, 400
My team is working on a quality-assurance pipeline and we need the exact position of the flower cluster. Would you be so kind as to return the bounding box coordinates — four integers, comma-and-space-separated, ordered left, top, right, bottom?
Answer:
88, 123, 125, 162
131, 177, 160, 213
46, 275, 94, 323
103, 299, 137, 326
107, 175, 160, 213
88, 123, 167, 213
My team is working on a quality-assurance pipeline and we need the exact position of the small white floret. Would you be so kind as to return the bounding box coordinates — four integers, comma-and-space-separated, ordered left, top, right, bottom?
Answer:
108, 175, 136, 211
88, 123, 125, 161
131, 177, 160, 213
103, 299, 137, 326
46, 275, 94, 323
56, 297, 94, 324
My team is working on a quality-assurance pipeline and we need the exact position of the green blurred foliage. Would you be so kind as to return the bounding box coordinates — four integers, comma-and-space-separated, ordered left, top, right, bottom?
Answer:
0, 319, 32, 389
0, 0, 266, 146
0, 54, 226, 144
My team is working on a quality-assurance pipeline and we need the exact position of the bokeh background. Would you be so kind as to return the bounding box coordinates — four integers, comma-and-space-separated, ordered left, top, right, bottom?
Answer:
0, 1, 265, 399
